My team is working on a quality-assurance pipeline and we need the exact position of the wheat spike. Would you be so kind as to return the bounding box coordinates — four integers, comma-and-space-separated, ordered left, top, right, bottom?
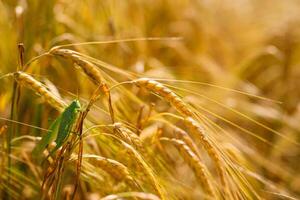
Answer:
183, 117, 227, 188
14, 71, 65, 111
161, 137, 216, 198
132, 78, 193, 117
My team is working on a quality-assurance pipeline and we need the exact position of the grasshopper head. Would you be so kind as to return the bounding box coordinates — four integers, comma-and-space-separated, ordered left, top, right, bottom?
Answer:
73, 100, 81, 109
68, 100, 81, 111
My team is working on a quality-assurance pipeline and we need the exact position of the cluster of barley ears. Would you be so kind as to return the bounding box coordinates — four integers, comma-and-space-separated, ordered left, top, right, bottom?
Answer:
1, 1, 300, 200
0, 42, 295, 199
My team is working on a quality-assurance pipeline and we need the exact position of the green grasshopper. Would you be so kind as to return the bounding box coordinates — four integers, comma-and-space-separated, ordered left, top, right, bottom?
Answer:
32, 100, 81, 162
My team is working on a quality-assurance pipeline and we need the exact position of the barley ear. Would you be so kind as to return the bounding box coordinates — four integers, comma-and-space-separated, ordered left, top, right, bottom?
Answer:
184, 117, 227, 188
161, 137, 216, 198
133, 78, 193, 117
14, 71, 65, 111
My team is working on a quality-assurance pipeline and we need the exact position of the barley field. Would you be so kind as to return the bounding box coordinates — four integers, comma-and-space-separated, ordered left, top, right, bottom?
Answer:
0, 1, 300, 199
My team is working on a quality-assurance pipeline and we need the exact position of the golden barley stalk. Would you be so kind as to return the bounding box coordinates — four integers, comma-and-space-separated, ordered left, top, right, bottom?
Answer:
100, 192, 160, 200
173, 127, 202, 159
49, 48, 108, 94
120, 140, 165, 200
14, 71, 65, 111
184, 117, 227, 187
113, 122, 145, 153
132, 78, 193, 117
74, 154, 139, 189
50, 48, 115, 122
161, 137, 216, 197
